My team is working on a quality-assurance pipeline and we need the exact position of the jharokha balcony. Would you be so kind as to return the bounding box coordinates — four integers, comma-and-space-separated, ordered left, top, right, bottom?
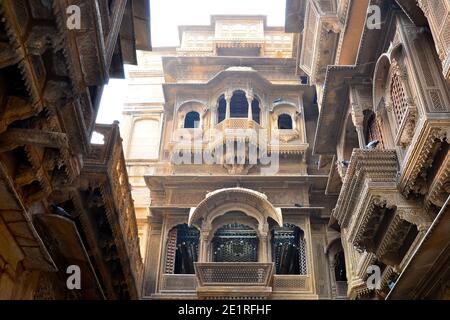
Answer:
81, 123, 144, 298
150, 189, 318, 300
158, 263, 315, 300
333, 149, 434, 276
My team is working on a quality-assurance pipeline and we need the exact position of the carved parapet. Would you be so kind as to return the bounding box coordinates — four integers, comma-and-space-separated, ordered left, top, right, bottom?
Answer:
272, 129, 300, 143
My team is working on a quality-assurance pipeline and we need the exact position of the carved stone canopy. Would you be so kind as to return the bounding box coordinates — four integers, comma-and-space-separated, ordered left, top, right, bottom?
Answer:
188, 187, 283, 228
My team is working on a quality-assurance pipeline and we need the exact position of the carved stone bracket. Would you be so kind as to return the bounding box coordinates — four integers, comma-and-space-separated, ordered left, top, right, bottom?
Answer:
396, 207, 433, 233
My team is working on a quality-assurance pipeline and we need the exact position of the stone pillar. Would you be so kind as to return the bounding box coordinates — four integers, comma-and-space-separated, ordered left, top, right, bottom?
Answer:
258, 223, 269, 262
246, 94, 253, 121
199, 228, 211, 262
355, 125, 366, 148
225, 93, 231, 119
293, 113, 298, 131
258, 234, 269, 262
351, 104, 365, 148
349, 85, 372, 148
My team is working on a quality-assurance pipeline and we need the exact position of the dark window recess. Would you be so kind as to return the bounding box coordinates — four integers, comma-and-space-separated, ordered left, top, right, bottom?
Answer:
271, 224, 307, 275
252, 99, 261, 124
184, 111, 200, 128
230, 90, 248, 118
218, 95, 226, 123
300, 75, 309, 84
173, 224, 199, 274
278, 114, 293, 129
334, 251, 347, 281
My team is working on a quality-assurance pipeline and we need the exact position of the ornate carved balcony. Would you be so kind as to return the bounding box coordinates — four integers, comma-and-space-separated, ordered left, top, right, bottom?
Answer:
333, 149, 399, 229
300, 0, 340, 84
195, 262, 274, 299
214, 118, 262, 131
333, 149, 432, 268
81, 123, 143, 298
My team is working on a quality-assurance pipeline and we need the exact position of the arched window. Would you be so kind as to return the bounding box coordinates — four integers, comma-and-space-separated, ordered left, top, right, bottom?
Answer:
217, 95, 226, 123
184, 111, 200, 128
271, 224, 307, 275
230, 90, 248, 118
212, 223, 258, 262
252, 98, 261, 124
165, 224, 199, 274
278, 114, 293, 129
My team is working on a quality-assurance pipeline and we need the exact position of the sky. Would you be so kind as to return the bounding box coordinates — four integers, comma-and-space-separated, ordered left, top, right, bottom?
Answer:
96, 0, 286, 124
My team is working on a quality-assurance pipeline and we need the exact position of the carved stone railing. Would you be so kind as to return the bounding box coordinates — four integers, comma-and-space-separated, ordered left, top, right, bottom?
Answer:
85, 123, 144, 296
195, 262, 274, 286
273, 129, 300, 143
215, 38, 265, 47
160, 274, 197, 293
215, 118, 262, 131
170, 119, 263, 149
269, 129, 309, 157
272, 275, 311, 292
194, 262, 274, 299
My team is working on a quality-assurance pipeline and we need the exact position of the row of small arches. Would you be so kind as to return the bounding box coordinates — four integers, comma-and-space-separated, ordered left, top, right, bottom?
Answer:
165, 223, 307, 275
183, 110, 293, 129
